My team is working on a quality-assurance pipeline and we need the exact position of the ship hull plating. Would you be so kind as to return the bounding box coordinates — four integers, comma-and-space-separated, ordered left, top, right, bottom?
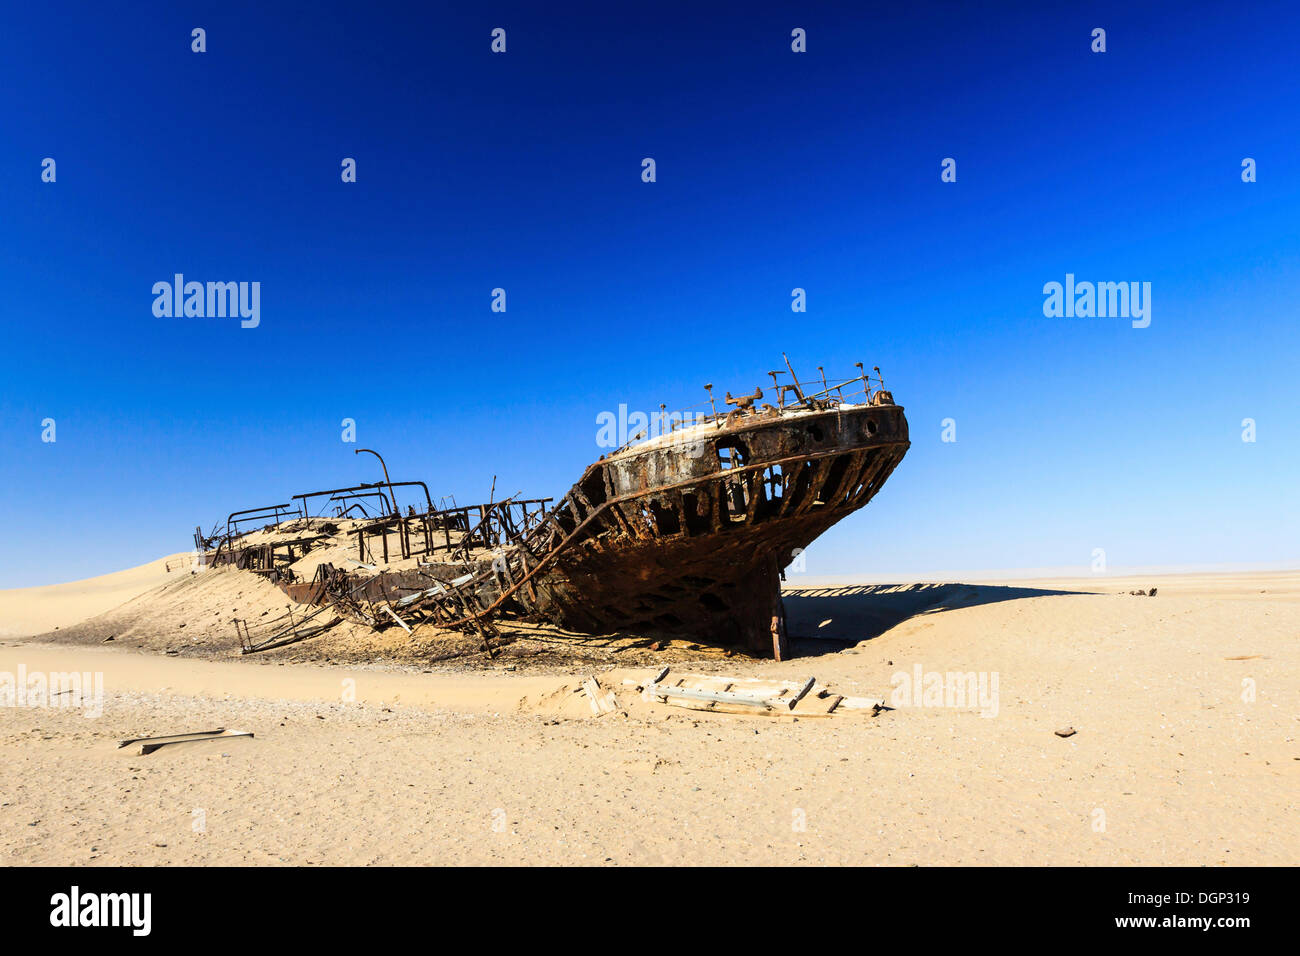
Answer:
517, 402, 909, 656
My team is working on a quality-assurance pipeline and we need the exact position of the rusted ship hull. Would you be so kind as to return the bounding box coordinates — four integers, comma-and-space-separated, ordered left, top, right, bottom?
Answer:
205, 364, 910, 660
507, 401, 909, 656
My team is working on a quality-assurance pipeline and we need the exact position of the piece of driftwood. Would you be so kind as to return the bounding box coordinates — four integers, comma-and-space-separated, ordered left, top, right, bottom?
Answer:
118, 728, 254, 755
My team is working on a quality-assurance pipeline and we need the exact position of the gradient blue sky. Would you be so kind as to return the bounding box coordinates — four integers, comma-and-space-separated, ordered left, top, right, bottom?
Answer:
1, 1, 1297, 588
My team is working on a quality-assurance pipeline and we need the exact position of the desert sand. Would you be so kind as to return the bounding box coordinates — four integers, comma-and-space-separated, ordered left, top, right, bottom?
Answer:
0, 553, 191, 638
0, 561, 1295, 865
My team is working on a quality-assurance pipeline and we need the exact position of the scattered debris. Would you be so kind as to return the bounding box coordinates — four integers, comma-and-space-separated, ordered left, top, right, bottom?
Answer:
626, 667, 882, 718
1055, 727, 1077, 738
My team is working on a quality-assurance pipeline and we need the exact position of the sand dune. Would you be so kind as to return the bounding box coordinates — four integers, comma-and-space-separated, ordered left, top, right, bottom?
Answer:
0, 553, 193, 638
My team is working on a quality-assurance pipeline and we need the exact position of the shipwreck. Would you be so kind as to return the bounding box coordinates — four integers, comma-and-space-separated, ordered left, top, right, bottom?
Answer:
198, 360, 909, 659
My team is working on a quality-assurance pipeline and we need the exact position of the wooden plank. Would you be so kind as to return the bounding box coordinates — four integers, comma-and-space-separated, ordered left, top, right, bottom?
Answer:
649, 684, 773, 710
380, 603, 412, 634
581, 677, 619, 714
633, 669, 883, 718
663, 697, 776, 716
781, 676, 816, 711
117, 728, 225, 749
139, 730, 254, 755
793, 693, 843, 715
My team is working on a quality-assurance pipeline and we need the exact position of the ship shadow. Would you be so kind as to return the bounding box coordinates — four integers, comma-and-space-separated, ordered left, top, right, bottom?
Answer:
781, 582, 1081, 658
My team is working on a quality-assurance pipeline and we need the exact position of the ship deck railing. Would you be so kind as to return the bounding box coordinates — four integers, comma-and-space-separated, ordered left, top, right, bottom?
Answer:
608, 371, 888, 457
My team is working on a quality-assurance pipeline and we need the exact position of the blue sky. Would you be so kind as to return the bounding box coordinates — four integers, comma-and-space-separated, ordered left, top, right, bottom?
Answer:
1, 0, 1297, 587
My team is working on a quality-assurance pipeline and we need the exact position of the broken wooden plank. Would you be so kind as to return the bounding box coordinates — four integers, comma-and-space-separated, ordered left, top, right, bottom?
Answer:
663, 697, 779, 716
117, 728, 226, 749
118, 729, 255, 755
779, 676, 816, 711
794, 693, 843, 715
379, 603, 412, 633
139, 730, 254, 755
648, 683, 774, 711
581, 677, 619, 714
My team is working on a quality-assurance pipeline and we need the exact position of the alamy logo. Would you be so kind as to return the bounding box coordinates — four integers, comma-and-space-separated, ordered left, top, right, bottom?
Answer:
1042, 273, 1150, 328
50, 886, 151, 936
595, 404, 710, 456
889, 664, 999, 717
0, 665, 103, 718
152, 274, 260, 328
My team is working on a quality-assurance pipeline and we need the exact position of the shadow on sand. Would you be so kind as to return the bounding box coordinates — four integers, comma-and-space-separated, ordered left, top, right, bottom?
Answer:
782, 582, 1081, 658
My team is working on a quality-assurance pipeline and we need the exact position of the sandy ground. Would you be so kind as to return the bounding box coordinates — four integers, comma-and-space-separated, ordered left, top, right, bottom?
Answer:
0, 564, 1295, 865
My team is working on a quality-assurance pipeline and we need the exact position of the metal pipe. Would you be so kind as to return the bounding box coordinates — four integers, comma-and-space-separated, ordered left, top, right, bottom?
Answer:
354, 448, 398, 515
225, 504, 293, 539
292, 481, 432, 514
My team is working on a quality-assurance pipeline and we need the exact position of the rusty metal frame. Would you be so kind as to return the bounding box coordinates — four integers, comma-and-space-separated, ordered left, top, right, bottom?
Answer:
292, 481, 433, 516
